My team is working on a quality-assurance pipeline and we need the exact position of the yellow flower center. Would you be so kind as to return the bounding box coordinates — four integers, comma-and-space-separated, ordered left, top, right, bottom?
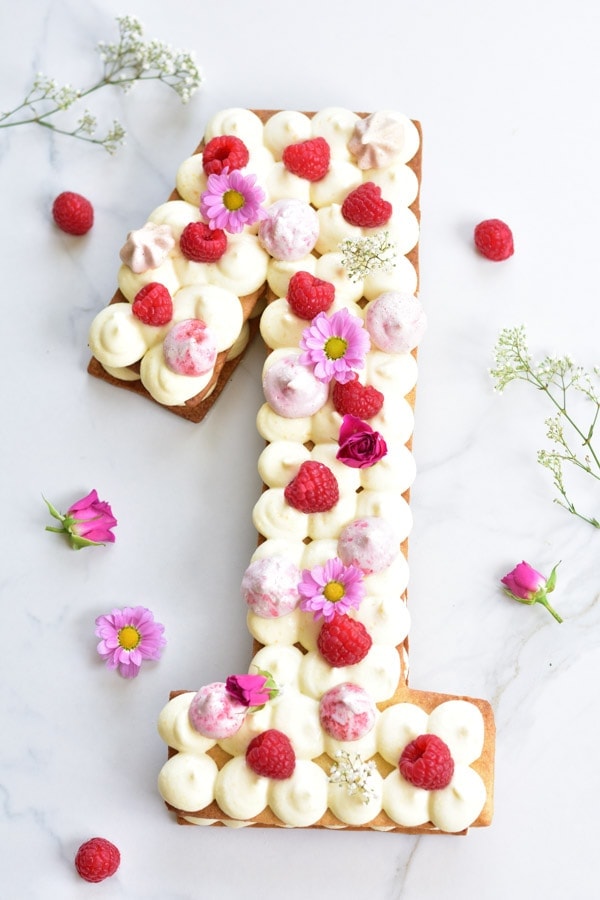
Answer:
323, 581, 346, 603
118, 625, 141, 651
223, 189, 245, 211
324, 336, 347, 360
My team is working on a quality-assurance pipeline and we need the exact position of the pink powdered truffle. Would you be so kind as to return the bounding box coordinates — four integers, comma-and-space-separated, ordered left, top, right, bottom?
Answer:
337, 516, 399, 575
163, 319, 217, 376
258, 199, 319, 261
365, 291, 427, 354
241, 556, 301, 618
263, 353, 329, 418
188, 682, 247, 739
319, 682, 377, 741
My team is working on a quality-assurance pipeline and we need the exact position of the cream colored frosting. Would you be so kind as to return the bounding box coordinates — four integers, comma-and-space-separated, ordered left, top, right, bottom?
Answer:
152, 108, 489, 833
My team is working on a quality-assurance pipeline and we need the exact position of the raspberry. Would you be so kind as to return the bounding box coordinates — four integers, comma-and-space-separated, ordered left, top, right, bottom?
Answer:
246, 729, 296, 779
317, 615, 372, 667
52, 191, 94, 235
284, 460, 339, 513
282, 136, 330, 182
132, 283, 173, 326
180, 221, 228, 262
399, 733, 455, 790
332, 373, 384, 419
74, 837, 120, 883
202, 135, 250, 175
474, 218, 514, 261
287, 270, 335, 319
341, 182, 392, 228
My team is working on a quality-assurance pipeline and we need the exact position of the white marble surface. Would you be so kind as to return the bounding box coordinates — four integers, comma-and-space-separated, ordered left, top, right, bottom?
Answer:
2, 0, 599, 897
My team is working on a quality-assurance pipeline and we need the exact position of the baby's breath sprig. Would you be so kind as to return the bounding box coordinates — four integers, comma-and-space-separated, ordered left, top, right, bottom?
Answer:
491, 325, 600, 528
339, 231, 397, 282
0, 15, 202, 153
328, 750, 378, 804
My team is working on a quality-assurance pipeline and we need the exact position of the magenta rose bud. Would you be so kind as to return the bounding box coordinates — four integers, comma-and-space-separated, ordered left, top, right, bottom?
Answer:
501, 560, 562, 623
44, 489, 117, 549
336, 414, 388, 468
225, 671, 278, 709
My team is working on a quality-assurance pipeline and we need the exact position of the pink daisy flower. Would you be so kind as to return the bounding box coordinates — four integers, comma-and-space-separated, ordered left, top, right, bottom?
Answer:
298, 557, 365, 622
200, 168, 267, 233
299, 308, 370, 384
95, 606, 166, 678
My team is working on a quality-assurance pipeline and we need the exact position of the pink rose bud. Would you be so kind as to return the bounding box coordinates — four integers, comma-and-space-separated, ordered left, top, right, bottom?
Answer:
336, 414, 387, 469
225, 671, 279, 709
500, 560, 562, 623
44, 490, 117, 549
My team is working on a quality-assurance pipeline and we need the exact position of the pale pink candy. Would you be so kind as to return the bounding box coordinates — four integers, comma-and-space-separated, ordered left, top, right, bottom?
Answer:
365, 291, 427, 354
348, 112, 406, 170
119, 222, 175, 273
241, 556, 301, 618
188, 682, 247, 738
263, 354, 329, 418
337, 516, 399, 575
258, 199, 319, 261
163, 319, 217, 376
319, 682, 377, 741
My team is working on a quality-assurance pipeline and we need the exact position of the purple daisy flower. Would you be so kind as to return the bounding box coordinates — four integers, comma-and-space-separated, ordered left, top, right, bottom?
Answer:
95, 606, 166, 678
299, 308, 370, 384
200, 168, 267, 234
298, 557, 366, 622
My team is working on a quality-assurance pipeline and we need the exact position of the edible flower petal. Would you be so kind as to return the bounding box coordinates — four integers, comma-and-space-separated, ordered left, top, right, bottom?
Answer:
44, 490, 117, 549
501, 560, 563, 623
299, 308, 370, 384
95, 606, 166, 678
298, 557, 365, 622
336, 414, 387, 468
225, 669, 279, 710
200, 168, 267, 233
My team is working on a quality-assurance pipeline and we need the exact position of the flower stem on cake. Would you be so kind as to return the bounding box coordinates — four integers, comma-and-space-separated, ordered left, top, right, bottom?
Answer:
299, 308, 370, 384
95, 606, 166, 677
0, 16, 202, 153
43, 490, 117, 549
501, 560, 563, 623
298, 557, 365, 621
200, 169, 267, 233
491, 326, 600, 529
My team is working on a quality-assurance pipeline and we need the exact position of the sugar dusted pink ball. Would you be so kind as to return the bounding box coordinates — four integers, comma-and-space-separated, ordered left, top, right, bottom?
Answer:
337, 516, 399, 575
263, 353, 329, 418
163, 319, 217, 376
241, 556, 301, 618
258, 199, 319, 261
188, 682, 247, 738
365, 291, 427, 354
319, 682, 377, 741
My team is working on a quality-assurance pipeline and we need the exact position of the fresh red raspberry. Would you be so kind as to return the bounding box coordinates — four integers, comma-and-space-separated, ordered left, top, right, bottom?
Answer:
52, 191, 94, 235
332, 373, 384, 419
287, 270, 335, 319
202, 135, 250, 175
341, 182, 392, 228
74, 837, 120, 883
282, 136, 330, 182
180, 221, 228, 262
284, 460, 339, 513
132, 283, 173, 326
246, 729, 296, 779
399, 733, 455, 790
317, 615, 372, 667
474, 218, 514, 261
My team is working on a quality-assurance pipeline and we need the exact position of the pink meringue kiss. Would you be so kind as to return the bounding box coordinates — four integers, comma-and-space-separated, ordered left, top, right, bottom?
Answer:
337, 516, 399, 575
188, 682, 247, 738
258, 199, 319, 261
365, 291, 427, 354
241, 556, 301, 618
163, 319, 217, 376
263, 353, 329, 418
319, 682, 377, 741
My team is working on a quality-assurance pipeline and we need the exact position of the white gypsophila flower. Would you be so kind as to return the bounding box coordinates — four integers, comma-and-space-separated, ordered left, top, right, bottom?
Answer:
339, 231, 397, 282
328, 750, 378, 804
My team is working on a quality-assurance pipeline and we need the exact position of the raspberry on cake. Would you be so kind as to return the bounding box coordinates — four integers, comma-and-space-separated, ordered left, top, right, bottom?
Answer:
143, 108, 496, 834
